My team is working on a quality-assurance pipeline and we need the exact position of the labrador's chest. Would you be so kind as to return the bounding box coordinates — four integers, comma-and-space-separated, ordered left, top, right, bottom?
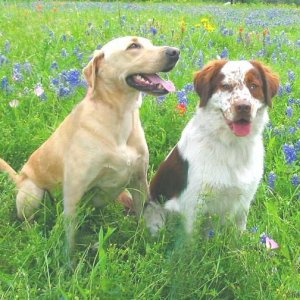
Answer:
91, 145, 141, 195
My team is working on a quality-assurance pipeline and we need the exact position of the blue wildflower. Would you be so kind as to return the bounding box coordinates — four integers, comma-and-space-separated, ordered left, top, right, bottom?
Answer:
52, 77, 59, 85
61, 48, 68, 57
289, 127, 296, 134
286, 106, 293, 118
0, 54, 9, 66
297, 119, 300, 128
285, 83, 292, 94
5, 40, 10, 53
277, 84, 284, 97
65, 69, 82, 87
23, 61, 32, 74
198, 50, 204, 69
250, 226, 259, 233
184, 83, 194, 93
177, 90, 188, 106
295, 140, 300, 152
1, 76, 9, 90
58, 86, 71, 97
288, 70, 295, 82
150, 26, 157, 35
12, 64, 23, 82
208, 229, 215, 238
62, 34, 67, 42
220, 47, 229, 59
288, 97, 295, 105
156, 95, 166, 105
283, 144, 297, 164
291, 174, 300, 187
51, 61, 59, 70
268, 171, 276, 189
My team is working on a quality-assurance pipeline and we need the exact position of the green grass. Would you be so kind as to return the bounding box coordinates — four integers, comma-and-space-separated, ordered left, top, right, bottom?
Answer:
0, 2, 300, 299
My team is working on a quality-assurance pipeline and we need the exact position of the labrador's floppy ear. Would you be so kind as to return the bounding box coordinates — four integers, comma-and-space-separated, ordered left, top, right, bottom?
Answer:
83, 50, 104, 91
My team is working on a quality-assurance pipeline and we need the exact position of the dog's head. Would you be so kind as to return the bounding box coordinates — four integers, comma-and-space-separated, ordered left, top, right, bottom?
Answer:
194, 60, 279, 137
83, 36, 180, 96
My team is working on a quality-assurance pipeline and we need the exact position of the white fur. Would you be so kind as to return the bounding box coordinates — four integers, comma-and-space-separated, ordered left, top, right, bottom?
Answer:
146, 61, 270, 234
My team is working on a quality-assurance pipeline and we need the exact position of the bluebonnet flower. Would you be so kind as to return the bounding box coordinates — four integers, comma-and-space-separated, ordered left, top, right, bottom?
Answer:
208, 229, 215, 238
150, 26, 157, 35
295, 140, 300, 152
34, 83, 47, 101
291, 174, 300, 187
184, 83, 194, 93
5, 40, 10, 53
250, 226, 259, 233
12, 63, 23, 82
52, 77, 59, 85
51, 61, 59, 70
286, 106, 293, 118
277, 84, 284, 97
0, 54, 9, 66
285, 83, 292, 94
156, 95, 166, 105
97, 44, 102, 50
220, 47, 229, 59
297, 119, 300, 128
289, 127, 296, 134
288, 97, 295, 105
23, 61, 32, 74
62, 34, 67, 42
63, 69, 82, 87
268, 171, 276, 189
198, 50, 204, 69
283, 144, 297, 164
58, 86, 71, 97
288, 70, 295, 82
61, 48, 68, 57
1, 76, 9, 91
177, 90, 188, 106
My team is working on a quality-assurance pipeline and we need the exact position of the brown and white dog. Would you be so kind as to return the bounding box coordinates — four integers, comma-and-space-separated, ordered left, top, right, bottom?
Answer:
144, 60, 279, 235
0, 36, 179, 250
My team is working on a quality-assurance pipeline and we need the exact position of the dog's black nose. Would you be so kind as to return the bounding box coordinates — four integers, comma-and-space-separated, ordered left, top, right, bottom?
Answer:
165, 47, 180, 59
236, 104, 251, 113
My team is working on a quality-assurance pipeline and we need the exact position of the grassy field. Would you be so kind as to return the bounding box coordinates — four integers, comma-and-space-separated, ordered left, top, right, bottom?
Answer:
0, 1, 300, 299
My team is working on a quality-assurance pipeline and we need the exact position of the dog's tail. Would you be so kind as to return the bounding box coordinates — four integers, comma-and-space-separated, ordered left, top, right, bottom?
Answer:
0, 158, 19, 183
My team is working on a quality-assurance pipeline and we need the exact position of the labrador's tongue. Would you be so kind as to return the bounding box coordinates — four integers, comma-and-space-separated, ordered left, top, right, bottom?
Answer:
145, 74, 176, 92
232, 122, 252, 137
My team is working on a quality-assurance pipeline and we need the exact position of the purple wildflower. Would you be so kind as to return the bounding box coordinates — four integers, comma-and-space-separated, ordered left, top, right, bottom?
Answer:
295, 140, 300, 152
285, 83, 292, 94
289, 127, 296, 134
58, 86, 71, 97
177, 90, 188, 106
288, 97, 295, 105
286, 106, 293, 118
51, 61, 59, 70
220, 47, 229, 59
208, 229, 215, 238
23, 61, 32, 74
297, 119, 300, 128
268, 171, 276, 189
288, 70, 295, 82
1, 76, 9, 90
156, 95, 166, 105
283, 144, 297, 164
291, 174, 300, 187
0, 54, 9, 66
61, 48, 68, 57
277, 84, 284, 97
150, 26, 157, 35
5, 40, 10, 53
198, 50, 204, 69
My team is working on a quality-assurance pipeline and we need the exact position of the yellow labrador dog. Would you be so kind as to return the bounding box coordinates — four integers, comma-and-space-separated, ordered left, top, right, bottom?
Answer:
0, 36, 180, 250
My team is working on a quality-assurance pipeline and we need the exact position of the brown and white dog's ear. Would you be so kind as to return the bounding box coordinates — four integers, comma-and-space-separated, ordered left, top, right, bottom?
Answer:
83, 50, 104, 91
193, 60, 227, 107
251, 60, 280, 107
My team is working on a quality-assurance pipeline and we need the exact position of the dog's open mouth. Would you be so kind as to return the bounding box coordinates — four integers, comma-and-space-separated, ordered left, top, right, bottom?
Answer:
126, 73, 175, 95
228, 119, 252, 137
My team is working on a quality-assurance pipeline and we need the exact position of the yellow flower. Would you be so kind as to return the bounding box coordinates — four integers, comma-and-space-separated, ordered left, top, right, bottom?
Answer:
180, 18, 186, 33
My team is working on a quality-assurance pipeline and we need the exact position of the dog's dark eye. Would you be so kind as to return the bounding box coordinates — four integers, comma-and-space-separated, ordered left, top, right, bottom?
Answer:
250, 83, 257, 90
128, 43, 141, 50
222, 83, 231, 91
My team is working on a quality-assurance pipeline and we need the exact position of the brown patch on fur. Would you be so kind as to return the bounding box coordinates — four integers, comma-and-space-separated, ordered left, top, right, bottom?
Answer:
194, 60, 227, 107
245, 69, 265, 101
150, 146, 188, 203
250, 61, 280, 107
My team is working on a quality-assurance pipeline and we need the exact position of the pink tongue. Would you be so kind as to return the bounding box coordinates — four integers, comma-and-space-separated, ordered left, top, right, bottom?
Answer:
232, 122, 252, 137
145, 74, 176, 92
